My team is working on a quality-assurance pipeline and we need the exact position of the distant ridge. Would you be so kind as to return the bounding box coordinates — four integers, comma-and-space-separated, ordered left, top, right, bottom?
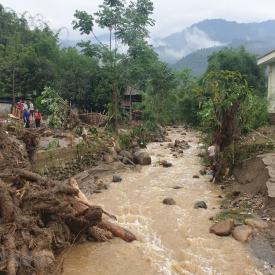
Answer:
154, 19, 275, 74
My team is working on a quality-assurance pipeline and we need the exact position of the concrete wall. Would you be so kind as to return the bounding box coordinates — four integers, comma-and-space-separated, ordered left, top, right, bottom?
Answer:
0, 103, 12, 115
268, 63, 275, 114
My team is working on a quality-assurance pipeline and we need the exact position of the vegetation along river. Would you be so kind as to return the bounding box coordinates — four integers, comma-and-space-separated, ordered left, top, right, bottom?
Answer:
63, 127, 261, 275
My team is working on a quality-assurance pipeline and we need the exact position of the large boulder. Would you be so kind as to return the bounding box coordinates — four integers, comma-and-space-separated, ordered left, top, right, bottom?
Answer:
232, 225, 253, 242
119, 150, 133, 161
210, 219, 235, 236
133, 151, 151, 165
233, 153, 275, 198
245, 218, 269, 230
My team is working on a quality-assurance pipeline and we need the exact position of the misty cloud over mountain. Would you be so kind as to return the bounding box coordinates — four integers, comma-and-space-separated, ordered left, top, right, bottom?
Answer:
155, 19, 275, 74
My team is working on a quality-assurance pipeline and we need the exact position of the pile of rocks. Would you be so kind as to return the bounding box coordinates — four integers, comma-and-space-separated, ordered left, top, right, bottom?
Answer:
115, 149, 151, 166
210, 218, 269, 242
167, 139, 190, 158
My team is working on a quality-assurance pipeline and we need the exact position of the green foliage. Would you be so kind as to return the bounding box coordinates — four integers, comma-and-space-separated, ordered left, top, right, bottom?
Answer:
207, 47, 266, 96
118, 123, 161, 150
201, 70, 250, 148
240, 94, 269, 132
46, 139, 60, 150
40, 87, 70, 128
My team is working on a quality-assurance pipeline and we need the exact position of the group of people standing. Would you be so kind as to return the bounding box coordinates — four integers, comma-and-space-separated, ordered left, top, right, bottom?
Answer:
15, 99, 42, 128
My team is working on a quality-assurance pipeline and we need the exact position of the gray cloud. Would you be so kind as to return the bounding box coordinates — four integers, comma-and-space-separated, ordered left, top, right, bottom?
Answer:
2, 0, 275, 40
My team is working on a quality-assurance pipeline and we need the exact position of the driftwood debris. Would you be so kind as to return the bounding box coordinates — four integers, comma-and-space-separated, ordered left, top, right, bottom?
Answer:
0, 128, 136, 274
0, 171, 136, 274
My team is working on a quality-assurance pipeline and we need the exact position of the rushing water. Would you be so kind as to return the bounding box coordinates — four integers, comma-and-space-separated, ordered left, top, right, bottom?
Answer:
63, 127, 262, 275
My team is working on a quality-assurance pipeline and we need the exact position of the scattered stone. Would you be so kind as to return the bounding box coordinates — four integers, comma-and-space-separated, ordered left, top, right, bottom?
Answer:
163, 198, 176, 205
119, 150, 133, 160
194, 201, 207, 209
217, 195, 223, 199
174, 140, 181, 147
245, 219, 269, 230
160, 160, 173, 168
172, 186, 183, 190
133, 151, 151, 165
232, 225, 253, 242
210, 219, 235, 236
167, 143, 174, 148
197, 149, 207, 158
193, 175, 200, 179
199, 169, 207, 175
96, 180, 108, 190
103, 154, 114, 164
112, 175, 122, 182
232, 191, 241, 197
181, 132, 187, 136
160, 144, 164, 146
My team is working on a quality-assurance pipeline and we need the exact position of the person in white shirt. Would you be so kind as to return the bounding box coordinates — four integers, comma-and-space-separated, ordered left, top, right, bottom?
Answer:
29, 101, 34, 118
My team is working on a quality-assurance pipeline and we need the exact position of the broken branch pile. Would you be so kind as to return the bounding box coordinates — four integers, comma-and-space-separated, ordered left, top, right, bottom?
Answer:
0, 170, 136, 275
0, 128, 136, 274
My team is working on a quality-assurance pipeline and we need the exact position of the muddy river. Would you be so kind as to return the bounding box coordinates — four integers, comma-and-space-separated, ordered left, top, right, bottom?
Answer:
63, 127, 262, 275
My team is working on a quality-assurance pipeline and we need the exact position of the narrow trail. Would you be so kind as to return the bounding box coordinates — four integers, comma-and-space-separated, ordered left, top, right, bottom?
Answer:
63, 127, 261, 275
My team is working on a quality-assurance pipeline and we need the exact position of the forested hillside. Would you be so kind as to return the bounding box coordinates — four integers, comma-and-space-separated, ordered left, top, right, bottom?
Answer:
0, 2, 175, 116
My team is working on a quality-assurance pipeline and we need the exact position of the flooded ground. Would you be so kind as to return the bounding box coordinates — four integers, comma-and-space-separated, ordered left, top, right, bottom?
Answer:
63, 127, 261, 275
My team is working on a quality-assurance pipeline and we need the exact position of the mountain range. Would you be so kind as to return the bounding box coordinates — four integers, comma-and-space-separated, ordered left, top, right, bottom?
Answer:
154, 19, 275, 75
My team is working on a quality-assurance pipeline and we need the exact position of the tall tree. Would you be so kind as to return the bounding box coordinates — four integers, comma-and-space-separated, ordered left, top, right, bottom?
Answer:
72, 0, 155, 132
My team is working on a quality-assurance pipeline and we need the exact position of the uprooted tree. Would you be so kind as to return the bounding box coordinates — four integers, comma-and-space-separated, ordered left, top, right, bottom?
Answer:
0, 128, 136, 275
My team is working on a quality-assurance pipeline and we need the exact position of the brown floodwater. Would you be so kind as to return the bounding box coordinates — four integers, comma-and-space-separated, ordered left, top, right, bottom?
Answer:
62, 127, 262, 275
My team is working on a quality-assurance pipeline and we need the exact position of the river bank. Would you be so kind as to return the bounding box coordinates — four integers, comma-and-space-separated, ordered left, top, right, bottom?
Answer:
62, 126, 263, 275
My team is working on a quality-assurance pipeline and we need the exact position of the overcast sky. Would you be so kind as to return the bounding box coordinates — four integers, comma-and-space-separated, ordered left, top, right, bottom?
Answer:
2, 0, 275, 40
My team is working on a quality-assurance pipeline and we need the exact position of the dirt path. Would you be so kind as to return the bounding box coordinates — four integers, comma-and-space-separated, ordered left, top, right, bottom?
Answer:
63, 127, 261, 275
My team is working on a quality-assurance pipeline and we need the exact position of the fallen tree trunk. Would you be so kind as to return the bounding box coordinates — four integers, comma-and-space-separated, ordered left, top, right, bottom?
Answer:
0, 170, 137, 274
98, 220, 136, 243
3, 234, 17, 275
13, 168, 48, 184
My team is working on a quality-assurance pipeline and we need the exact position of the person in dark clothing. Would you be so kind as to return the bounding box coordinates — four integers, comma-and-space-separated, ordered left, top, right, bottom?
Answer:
34, 110, 42, 128
23, 109, 30, 128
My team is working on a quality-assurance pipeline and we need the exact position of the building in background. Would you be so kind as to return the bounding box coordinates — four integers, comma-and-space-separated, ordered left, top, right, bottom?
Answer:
0, 100, 12, 116
258, 50, 275, 124
122, 88, 142, 120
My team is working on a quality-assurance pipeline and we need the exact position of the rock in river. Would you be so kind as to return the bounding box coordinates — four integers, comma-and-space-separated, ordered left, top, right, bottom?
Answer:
210, 219, 235, 236
133, 151, 151, 165
112, 175, 122, 182
160, 160, 173, 168
163, 198, 176, 205
194, 201, 207, 209
232, 225, 253, 242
